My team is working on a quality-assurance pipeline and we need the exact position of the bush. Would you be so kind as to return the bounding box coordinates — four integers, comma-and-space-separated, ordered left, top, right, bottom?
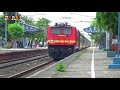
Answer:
0, 37, 2, 40
56, 63, 67, 72
4, 42, 10, 48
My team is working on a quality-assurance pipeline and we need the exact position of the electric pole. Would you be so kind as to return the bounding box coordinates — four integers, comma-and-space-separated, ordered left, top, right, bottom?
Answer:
5, 12, 7, 42
15, 12, 18, 23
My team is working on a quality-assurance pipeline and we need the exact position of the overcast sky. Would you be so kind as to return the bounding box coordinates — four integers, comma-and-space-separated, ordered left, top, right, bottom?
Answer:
0, 12, 96, 40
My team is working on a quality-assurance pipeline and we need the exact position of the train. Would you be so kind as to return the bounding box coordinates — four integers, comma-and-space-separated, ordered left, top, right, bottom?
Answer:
47, 22, 91, 60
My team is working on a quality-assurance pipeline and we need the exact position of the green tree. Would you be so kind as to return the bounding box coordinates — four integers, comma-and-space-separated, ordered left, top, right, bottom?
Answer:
3, 12, 21, 41
21, 15, 38, 48
98, 12, 118, 50
90, 32, 105, 46
8, 23, 25, 41
21, 16, 35, 26
90, 17, 102, 45
33, 31, 44, 43
36, 18, 51, 45
90, 12, 118, 50
0, 15, 5, 37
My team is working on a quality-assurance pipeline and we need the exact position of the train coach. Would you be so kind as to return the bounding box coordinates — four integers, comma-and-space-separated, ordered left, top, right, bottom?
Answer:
47, 22, 91, 60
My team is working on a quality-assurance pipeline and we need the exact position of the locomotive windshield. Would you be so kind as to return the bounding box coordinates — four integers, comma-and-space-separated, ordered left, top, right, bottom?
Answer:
63, 27, 72, 34
52, 27, 60, 34
52, 27, 72, 34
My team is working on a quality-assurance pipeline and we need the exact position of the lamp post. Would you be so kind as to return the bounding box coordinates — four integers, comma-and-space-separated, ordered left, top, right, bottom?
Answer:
5, 12, 7, 42
43, 24, 46, 46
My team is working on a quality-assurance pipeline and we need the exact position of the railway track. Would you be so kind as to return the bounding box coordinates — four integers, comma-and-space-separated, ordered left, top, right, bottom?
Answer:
8, 60, 54, 78
0, 53, 47, 64
0, 54, 49, 69
0, 54, 55, 78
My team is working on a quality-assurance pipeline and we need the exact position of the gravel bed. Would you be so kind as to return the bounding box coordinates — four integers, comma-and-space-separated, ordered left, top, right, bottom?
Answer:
0, 54, 48, 68
0, 56, 52, 78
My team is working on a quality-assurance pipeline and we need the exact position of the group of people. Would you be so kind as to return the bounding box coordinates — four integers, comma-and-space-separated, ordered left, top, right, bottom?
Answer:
25, 41, 43, 48
25, 41, 47, 48
0, 39, 23, 48
0, 39, 5, 48
0, 39, 47, 49
16, 41, 24, 48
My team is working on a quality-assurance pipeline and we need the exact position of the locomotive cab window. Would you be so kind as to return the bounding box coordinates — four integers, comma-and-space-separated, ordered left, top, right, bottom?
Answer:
63, 27, 72, 34
52, 27, 60, 34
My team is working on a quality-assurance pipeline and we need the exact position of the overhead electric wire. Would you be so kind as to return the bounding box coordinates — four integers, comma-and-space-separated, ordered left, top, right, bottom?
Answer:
19, 12, 47, 16
68, 12, 96, 17
19, 12, 95, 23
20, 12, 95, 17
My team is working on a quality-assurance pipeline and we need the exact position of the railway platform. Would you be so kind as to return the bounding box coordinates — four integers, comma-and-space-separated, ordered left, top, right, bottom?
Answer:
0, 47, 47, 54
28, 46, 120, 78
0, 47, 48, 61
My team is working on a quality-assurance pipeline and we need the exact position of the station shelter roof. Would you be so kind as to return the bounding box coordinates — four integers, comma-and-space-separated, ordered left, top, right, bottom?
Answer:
84, 26, 106, 33
18, 21, 43, 32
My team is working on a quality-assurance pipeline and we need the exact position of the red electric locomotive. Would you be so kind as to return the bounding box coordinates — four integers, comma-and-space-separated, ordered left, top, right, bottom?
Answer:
47, 22, 81, 60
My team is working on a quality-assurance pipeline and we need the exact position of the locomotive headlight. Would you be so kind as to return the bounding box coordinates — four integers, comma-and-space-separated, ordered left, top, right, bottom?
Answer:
50, 40, 54, 42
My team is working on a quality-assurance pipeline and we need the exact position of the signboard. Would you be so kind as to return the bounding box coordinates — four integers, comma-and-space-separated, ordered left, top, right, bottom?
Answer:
19, 22, 23, 26
83, 26, 106, 33
18, 21, 43, 32
25, 25, 29, 31
5, 16, 21, 21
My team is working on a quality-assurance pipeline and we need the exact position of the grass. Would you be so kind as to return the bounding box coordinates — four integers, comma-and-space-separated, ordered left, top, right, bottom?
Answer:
56, 63, 67, 72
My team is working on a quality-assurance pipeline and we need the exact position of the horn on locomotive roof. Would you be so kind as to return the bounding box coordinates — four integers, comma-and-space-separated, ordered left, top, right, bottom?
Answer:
55, 23, 58, 26
65, 22, 68, 25
54, 22, 69, 26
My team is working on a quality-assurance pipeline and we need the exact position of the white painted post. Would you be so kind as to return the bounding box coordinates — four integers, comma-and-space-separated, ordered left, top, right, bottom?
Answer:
106, 31, 109, 50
